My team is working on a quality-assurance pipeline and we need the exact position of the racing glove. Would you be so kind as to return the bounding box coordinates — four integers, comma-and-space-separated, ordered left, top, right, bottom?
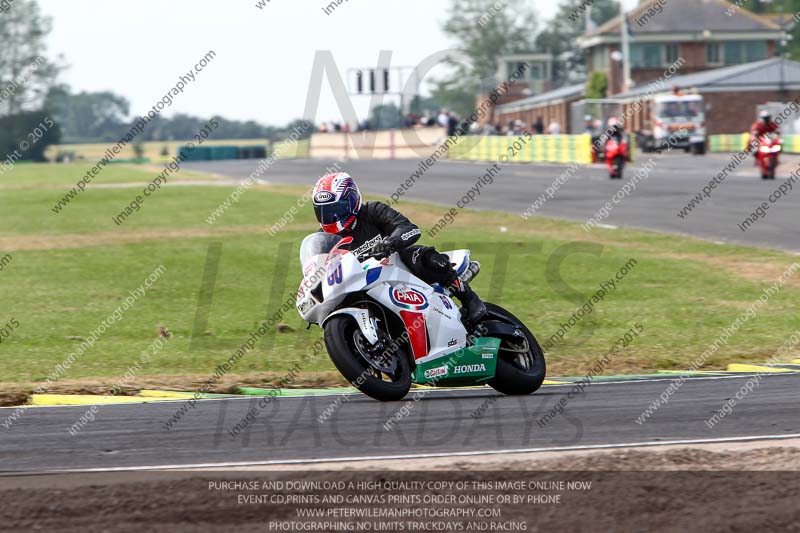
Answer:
371, 238, 396, 259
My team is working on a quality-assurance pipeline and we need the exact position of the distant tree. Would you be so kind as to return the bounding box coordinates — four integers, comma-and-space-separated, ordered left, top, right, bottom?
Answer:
368, 103, 404, 130
408, 95, 441, 115
0, 0, 61, 116
585, 71, 608, 99
443, 0, 538, 87
436, 0, 538, 116
535, 0, 620, 83
45, 87, 130, 142
0, 110, 61, 161
282, 119, 313, 140
738, 0, 800, 59
132, 142, 145, 160
429, 80, 482, 119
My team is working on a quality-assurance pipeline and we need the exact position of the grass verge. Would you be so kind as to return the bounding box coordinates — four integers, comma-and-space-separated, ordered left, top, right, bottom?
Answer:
0, 163, 798, 404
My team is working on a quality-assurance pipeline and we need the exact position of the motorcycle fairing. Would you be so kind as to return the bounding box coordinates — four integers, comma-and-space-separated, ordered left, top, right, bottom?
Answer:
413, 337, 500, 385
443, 249, 470, 276
299, 238, 480, 371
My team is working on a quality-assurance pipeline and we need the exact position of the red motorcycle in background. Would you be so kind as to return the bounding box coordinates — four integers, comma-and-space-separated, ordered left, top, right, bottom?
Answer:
756, 133, 781, 180
605, 133, 629, 180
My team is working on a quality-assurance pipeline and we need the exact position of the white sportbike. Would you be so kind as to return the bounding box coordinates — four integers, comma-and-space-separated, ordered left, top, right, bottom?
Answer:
296, 233, 546, 401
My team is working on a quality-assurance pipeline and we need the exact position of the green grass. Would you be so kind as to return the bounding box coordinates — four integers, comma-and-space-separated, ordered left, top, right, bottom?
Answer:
0, 163, 798, 393
0, 161, 224, 190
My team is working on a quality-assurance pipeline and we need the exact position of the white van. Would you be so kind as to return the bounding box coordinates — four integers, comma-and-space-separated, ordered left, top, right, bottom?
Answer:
638, 94, 707, 154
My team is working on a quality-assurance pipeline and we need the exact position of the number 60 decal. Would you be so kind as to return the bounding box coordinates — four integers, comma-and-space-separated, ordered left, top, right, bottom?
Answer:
327, 263, 343, 286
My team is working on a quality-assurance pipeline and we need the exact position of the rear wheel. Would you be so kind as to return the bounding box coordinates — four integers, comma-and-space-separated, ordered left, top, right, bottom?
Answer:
613, 156, 624, 180
323, 315, 411, 401
692, 142, 706, 155
482, 303, 546, 396
769, 157, 777, 180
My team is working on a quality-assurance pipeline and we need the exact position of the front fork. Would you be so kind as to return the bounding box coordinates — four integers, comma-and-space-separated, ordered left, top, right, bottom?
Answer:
323, 307, 379, 344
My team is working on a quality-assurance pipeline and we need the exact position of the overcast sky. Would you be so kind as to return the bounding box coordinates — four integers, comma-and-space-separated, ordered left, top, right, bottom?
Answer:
38, 0, 636, 127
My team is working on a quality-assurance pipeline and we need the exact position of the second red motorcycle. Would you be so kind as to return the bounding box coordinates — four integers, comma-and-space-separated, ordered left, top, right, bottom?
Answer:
605, 133, 629, 180
756, 133, 781, 180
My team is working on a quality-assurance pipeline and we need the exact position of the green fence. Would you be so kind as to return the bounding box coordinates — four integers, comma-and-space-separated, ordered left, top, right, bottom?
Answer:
177, 145, 268, 162
176, 140, 312, 162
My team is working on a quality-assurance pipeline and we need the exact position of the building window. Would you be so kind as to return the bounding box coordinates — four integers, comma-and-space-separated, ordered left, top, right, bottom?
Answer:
593, 47, 610, 71
706, 43, 721, 65
724, 42, 745, 64
506, 61, 530, 77
630, 43, 665, 68
665, 44, 680, 64
744, 41, 768, 62
723, 41, 767, 65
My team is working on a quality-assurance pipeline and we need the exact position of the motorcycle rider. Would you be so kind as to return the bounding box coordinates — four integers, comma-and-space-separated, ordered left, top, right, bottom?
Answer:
311, 172, 487, 326
750, 110, 780, 153
583, 114, 595, 134
606, 117, 624, 142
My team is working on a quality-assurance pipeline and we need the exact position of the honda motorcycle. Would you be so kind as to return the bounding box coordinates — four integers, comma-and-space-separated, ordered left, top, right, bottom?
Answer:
756, 133, 781, 180
296, 233, 546, 401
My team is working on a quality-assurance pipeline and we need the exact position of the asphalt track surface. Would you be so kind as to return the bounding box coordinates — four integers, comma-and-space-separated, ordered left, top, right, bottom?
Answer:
2, 374, 798, 473
4, 155, 797, 475
185, 153, 800, 252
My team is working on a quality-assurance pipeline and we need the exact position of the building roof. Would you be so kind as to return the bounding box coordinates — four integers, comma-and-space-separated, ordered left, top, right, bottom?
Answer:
616, 57, 800, 98
582, 0, 781, 43
495, 58, 800, 114
495, 83, 585, 114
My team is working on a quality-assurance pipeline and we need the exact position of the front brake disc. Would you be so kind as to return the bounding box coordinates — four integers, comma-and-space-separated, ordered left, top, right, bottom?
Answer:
353, 330, 397, 374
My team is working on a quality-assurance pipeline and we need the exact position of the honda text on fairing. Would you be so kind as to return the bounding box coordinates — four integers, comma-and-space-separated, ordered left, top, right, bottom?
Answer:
295, 233, 546, 401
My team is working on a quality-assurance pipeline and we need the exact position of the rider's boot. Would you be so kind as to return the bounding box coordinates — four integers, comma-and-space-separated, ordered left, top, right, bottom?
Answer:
450, 278, 487, 326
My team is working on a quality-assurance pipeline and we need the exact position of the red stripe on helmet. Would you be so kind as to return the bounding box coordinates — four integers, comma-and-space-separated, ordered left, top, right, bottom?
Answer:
315, 173, 338, 194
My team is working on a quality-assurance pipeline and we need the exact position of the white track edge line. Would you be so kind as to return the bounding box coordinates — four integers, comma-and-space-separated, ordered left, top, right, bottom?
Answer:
10, 433, 800, 475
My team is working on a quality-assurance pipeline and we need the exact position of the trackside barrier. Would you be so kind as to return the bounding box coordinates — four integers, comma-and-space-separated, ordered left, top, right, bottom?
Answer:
309, 128, 447, 160
176, 145, 267, 161
710, 133, 800, 153
447, 134, 594, 164
270, 139, 310, 159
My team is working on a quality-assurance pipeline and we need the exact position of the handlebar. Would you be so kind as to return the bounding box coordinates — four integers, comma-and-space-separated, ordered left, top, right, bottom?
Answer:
357, 250, 388, 262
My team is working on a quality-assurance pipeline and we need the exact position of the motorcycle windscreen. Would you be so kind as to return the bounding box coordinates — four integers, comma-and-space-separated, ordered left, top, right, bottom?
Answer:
299, 232, 340, 265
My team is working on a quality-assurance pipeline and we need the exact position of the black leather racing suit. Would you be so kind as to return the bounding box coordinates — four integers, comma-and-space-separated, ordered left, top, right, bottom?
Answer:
333, 201, 457, 286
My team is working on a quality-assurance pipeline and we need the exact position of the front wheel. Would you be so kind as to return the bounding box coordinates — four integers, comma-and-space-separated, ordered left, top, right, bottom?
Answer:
613, 156, 624, 179
769, 157, 777, 180
482, 303, 547, 396
323, 315, 412, 401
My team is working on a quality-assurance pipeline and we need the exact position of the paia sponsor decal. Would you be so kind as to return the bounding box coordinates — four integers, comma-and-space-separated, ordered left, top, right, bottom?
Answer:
389, 286, 429, 311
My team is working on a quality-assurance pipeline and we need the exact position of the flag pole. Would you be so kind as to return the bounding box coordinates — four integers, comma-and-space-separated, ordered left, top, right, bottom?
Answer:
621, 3, 632, 93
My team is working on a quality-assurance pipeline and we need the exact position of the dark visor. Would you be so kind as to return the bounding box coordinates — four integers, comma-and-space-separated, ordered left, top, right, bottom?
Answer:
314, 202, 351, 225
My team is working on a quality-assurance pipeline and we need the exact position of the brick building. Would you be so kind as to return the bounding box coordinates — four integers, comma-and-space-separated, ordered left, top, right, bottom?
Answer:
580, 0, 783, 95
618, 57, 800, 135
491, 83, 584, 132
493, 0, 797, 135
